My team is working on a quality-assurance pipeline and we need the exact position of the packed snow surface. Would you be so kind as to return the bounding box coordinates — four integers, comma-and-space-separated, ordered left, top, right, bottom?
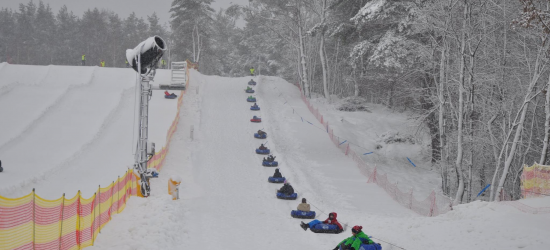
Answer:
92, 71, 549, 250
0, 63, 177, 199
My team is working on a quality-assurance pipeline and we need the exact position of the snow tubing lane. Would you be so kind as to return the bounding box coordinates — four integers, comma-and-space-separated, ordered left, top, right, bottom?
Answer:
254, 133, 267, 139
263, 161, 278, 167
276, 192, 297, 200
310, 224, 343, 234
256, 149, 270, 154
291, 210, 316, 219
268, 177, 285, 183
250, 106, 260, 111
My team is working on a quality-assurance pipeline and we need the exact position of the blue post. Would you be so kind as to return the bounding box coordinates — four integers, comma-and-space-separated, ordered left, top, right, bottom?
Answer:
363, 152, 373, 155
477, 184, 491, 197
339, 140, 347, 146
407, 157, 416, 167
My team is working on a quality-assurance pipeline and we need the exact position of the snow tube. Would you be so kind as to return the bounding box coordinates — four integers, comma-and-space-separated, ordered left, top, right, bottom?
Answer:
245, 89, 255, 93
310, 223, 343, 234
291, 210, 316, 219
254, 133, 267, 139
256, 149, 270, 154
247, 97, 257, 102
358, 244, 382, 250
251, 118, 262, 123
268, 176, 286, 183
165, 94, 177, 99
250, 106, 260, 111
276, 192, 298, 200
248, 81, 257, 85
262, 160, 278, 167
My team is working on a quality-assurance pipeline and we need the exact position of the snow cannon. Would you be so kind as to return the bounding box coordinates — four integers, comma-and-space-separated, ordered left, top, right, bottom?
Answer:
276, 192, 298, 200
245, 89, 255, 93
126, 36, 167, 74
254, 133, 267, 139
251, 117, 262, 123
262, 160, 278, 167
247, 97, 257, 102
291, 210, 316, 219
256, 148, 270, 155
310, 223, 343, 234
268, 176, 286, 183
250, 105, 260, 111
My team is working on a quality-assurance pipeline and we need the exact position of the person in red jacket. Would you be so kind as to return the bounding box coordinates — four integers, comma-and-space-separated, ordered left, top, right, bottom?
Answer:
300, 212, 343, 231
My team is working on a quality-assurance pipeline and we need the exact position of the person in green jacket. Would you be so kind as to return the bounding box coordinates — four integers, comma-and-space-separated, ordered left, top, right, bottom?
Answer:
333, 225, 374, 250
250, 66, 255, 76
81, 54, 86, 66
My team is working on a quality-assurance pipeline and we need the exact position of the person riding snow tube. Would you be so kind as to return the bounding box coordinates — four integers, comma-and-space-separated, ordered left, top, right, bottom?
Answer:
247, 96, 256, 102
334, 226, 381, 250
164, 90, 177, 99
248, 79, 256, 85
256, 144, 270, 154
300, 212, 343, 234
251, 116, 262, 123
254, 130, 267, 139
291, 198, 316, 219
250, 103, 260, 110
268, 168, 285, 183
262, 154, 278, 166
245, 87, 255, 93
276, 181, 297, 200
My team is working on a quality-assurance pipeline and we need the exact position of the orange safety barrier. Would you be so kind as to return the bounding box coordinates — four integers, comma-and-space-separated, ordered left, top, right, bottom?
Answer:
0, 64, 194, 250
521, 163, 550, 198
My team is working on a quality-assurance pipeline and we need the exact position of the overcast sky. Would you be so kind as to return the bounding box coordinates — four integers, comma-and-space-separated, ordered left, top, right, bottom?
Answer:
0, 0, 249, 27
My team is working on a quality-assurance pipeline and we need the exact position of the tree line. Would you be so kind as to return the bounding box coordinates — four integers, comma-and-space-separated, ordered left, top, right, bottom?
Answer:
0, 0, 168, 67
168, 0, 550, 204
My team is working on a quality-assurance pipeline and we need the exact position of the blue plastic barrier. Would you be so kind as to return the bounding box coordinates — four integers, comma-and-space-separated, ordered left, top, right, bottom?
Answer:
291, 210, 316, 219
254, 133, 267, 139
276, 192, 297, 200
250, 106, 260, 111
268, 176, 286, 183
262, 160, 278, 167
256, 149, 270, 154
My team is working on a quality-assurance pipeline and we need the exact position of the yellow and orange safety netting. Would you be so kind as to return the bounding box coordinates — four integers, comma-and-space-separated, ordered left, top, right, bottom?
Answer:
521, 163, 550, 198
0, 63, 191, 250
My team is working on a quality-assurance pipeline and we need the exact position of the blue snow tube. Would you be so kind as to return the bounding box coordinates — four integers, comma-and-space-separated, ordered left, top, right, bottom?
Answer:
268, 176, 286, 183
358, 244, 382, 250
245, 89, 255, 93
250, 106, 260, 111
276, 192, 298, 200
291, 210, 316, 219
254, 133, 267, 139
248, 81, 257, 85
165, 94, 177, 99
256, 149, 270, 154
247, 97, 256, 102
310, 223, 343, 234
262, 160, 278, 167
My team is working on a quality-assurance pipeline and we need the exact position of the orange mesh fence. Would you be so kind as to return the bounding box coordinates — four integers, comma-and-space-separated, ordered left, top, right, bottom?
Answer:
1, 64, 193, 249
521, 163, 550, 198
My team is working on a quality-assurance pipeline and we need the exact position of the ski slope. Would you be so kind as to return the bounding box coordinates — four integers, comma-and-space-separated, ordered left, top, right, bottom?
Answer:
0, 63, 178, 199
92, 71, 550, 250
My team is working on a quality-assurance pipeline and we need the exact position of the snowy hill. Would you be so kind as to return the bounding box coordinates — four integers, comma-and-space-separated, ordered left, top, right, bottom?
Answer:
0, 63, 178, 199
92, 71, 550, 250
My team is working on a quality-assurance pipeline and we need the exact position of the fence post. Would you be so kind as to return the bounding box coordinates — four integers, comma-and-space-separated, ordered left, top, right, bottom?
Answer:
98, 185, 101, 234
91, 192, 96, 246
110, 181, 114, 220
77, 190, 81, 250
409, 188, 413, 209
59, 193, 65, 250
117, 176, 120, 213
428, 191, 436, 217
33, 188, 35, 250
345, 143, 350, 155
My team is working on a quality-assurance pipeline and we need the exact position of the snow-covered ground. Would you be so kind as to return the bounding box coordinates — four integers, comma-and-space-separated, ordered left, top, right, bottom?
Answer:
0, 63, 178, 199
92, 71, 550, 250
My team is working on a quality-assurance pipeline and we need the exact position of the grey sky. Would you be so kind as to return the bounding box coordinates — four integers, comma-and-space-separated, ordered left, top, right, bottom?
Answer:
0, 0, 249, 27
